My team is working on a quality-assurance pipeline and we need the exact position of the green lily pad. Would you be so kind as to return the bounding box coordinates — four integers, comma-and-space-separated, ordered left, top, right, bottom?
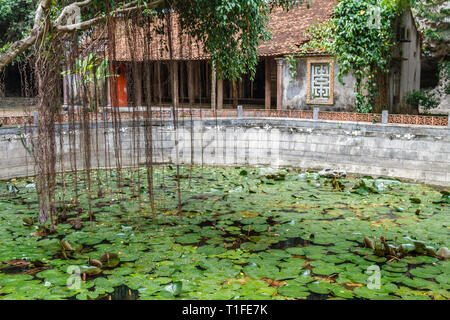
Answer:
278, 284, 310, 298
307, 281, 332, 295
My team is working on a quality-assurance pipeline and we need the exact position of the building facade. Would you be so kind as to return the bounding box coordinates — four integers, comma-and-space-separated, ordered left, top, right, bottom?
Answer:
65, 0, 421, 114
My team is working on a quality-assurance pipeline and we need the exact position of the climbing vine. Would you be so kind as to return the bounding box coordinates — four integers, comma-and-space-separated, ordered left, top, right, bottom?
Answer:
334, 0, 407, 113
290, 0, 408, 113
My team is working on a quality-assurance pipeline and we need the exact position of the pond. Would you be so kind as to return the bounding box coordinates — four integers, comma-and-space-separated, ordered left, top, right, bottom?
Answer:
0, 166, 448, 300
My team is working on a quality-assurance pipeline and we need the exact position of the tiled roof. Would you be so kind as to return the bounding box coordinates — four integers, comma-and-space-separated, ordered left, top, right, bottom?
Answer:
259, 0, 337, 56
104, 0, 337, 61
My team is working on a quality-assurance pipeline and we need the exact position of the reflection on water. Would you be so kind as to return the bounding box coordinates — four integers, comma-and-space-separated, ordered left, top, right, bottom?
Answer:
99, 285, 139, 300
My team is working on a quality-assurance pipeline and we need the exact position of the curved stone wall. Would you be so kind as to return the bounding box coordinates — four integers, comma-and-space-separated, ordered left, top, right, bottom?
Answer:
0, 118, 449, 186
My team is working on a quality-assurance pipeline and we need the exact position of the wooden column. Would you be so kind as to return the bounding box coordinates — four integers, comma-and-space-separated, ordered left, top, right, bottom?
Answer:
265, 58, 271, 110
145, 62, 152, 106
206, 63, 210, 101
232, 80, 238, 107
156, 61, 162, 105
171, 61, 179, 108
187, 61, 195, 105
106, 75, 112, 107
196, 62, 201, 103
211, 62, 217, 110
275, 58, 284, 110
132, 62, 143, 107
217, 78, 223, 110
179, 62, 185, 104
63, 73, 70, 107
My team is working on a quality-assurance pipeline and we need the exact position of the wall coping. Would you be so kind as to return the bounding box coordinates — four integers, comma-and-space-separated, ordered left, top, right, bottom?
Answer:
1, 117, 449, 138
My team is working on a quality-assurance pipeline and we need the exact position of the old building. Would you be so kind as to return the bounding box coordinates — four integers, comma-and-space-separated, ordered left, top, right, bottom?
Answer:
65, 0, 421, 113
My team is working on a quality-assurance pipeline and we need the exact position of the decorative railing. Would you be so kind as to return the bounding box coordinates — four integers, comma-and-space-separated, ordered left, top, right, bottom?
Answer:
0, 108, 448, 128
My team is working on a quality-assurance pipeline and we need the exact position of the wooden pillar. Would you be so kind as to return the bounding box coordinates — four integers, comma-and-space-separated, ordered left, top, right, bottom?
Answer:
132, 62, 143, 107
179, 61, 185, 105
232, 79, 238, 107
171, 61, 179, 108
145, 62, 152, 106
211, 62, 217, 110
106, 76, 112, 107
187, 61, 195, 105
265, 58, 271, 110
217, 77, 223, 110
63, 73, 70, 107
239, 79, 244, 99
275, 58, 284, 110
196, 62, 201, 103
206, 63, 211, 101
156, 61, 162, 105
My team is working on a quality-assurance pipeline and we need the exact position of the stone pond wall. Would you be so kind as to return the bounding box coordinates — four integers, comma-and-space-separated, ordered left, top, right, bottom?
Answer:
0, 118, 449, 186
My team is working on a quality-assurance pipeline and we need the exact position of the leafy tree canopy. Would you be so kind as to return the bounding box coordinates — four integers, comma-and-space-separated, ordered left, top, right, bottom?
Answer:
0, 0, 297, 80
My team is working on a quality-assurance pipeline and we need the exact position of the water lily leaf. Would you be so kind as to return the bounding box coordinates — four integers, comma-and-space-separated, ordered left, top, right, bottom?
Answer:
197, 245, 227, 256
162, 281, 182, 297
332, 287, 354, 299
175, 233, 201, 244
278, 284, 310, 298
307, 281, 332, 295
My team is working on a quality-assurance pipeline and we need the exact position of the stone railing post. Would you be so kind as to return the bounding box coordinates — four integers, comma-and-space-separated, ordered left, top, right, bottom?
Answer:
33, 112, 38, 126
237, 105, 243, 118
313, 108, 319, 121
382, 110, 389, 125
170, 107, 175, 121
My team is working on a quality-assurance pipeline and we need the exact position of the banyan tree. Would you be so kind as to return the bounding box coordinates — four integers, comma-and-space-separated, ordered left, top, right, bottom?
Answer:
0, 0, 297, 232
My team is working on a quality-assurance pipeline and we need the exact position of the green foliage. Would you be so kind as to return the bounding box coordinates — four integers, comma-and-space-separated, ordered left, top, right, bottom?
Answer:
290, 0, 408, 113
439, 61, 450, 94
297, 20, 335, 56
333, 0, 406, 113
0, 167, 449, 300
0, 0, 35, 44
411, 0, 449, 55
171, 0, 296, 81
0, 0, 298, 82
0, 0, 36, 64
62, 53, 116, 86
286, 20, 335, 78
406, 89, 439, 110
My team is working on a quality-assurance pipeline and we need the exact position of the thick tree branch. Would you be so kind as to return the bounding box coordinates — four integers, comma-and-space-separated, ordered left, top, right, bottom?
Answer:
34, 0, 52, 29
54, 0, 95, 26
55, 0, 164, 33
0, 27, 44, 71
0, 0, 164, 71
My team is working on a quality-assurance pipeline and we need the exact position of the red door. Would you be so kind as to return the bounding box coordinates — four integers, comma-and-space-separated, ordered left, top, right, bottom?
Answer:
112, 63, 128, 107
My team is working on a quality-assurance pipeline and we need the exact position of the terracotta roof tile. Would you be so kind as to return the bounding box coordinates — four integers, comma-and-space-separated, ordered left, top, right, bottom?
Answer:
105, 0, 337, 61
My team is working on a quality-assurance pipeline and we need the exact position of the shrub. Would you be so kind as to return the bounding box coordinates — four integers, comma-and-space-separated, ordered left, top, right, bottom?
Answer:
406, 89, 439, 110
